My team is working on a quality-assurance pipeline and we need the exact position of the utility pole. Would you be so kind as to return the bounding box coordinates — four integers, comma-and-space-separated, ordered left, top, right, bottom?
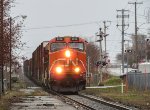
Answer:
125, 40, 131, 73
87, 56, 90, 86
9, 17, 12, 91
103, 21, 110, 56
0, 0, 4, 95
128, 1, 143, 69
117, 9, 129, 74
145, 38, 150, 62
103, 21, 107, 55
124, 40, 132, 92
146, 8, 150, 24
96, 28, 103, 84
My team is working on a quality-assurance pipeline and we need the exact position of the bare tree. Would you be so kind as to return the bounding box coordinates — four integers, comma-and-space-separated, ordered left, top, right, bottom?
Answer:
131, 34, 147, 62
116, 34, 149, 67
86, 42, 100, 74
0, 1, 26, 92
2, 0, 26, 65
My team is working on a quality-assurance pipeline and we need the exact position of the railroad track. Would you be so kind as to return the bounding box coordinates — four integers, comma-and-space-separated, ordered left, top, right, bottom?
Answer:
78, 93, 134, 110
24, 77, 96, 110
47, 90, 135, 110
48, 90, 95, 110
24, 76, 136, 110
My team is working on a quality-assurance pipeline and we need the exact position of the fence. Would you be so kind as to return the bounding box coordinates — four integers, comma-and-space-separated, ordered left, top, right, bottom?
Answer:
127, 72, 150, 90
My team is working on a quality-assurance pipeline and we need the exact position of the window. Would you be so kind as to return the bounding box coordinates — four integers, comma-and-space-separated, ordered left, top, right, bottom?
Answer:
51, 43, 66, 52
68, 43, 84, 51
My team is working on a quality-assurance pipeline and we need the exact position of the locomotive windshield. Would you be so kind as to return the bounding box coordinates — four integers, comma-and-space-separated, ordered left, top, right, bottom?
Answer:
51, 43, 66, 52
68, 43, 84, 51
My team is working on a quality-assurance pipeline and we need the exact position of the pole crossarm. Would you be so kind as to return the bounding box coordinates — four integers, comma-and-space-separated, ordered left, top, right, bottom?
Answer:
128, 2, 143, 4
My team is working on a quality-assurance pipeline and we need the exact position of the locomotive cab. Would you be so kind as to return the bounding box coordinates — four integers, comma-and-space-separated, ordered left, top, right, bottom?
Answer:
49, 36, 87, 92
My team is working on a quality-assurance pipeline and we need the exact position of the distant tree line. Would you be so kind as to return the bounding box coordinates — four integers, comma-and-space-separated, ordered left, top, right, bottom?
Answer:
116, 34, 150, 67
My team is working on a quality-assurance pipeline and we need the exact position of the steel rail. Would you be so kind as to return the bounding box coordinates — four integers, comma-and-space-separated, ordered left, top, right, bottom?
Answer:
25, 76, 133, 110
24, 75, 95, 109
48, 90, 96, 110
78, 93, 133, 110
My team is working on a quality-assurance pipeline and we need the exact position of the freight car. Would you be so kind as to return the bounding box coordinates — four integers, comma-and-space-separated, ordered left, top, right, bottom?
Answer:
24, 36, 87, 92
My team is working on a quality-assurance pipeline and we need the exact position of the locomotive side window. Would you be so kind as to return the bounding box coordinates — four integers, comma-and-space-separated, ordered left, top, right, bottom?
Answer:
68, 43, 84, 51
51, 43, 66, 52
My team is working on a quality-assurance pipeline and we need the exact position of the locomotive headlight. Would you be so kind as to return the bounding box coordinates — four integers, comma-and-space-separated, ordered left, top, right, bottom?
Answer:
65, 50, 71, 58
56, 67, 62, 74
74, 67, 80, 73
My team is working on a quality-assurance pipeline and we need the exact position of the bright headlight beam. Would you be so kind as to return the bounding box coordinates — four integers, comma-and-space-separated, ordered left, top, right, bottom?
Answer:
75, 67, 80, 73
65, 50, 71, 58
56, 67, 62, 74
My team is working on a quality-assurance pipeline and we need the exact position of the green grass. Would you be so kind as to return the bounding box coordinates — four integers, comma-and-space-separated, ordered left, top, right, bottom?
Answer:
103, 76, 121, 86
83, 76, 150, 109
81, 87, 150, 109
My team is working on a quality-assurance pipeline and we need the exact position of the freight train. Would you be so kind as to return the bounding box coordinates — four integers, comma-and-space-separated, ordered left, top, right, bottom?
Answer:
24, 36, 87, 92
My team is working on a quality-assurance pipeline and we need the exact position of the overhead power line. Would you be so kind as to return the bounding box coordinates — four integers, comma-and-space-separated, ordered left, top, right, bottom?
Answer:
23, 21, 106, 30
23, 20, 145, 31
130, 11, 147, 18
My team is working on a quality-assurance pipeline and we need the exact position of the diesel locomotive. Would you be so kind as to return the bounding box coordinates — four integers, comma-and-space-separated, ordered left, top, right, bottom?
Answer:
24, 36, 87, 92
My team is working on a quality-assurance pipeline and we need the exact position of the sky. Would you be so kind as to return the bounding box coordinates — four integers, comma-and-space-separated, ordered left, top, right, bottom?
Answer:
11, 0, 150, 63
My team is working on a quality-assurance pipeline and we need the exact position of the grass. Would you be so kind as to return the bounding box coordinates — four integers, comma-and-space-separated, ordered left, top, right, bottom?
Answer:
81, 88, 150, 109
0, 80, 28, 110
103, 76, 121, 86
0, 90, 26, 110
29, 89, 49, 96
0, 80, 48, 110
82, 76, 150, 110
12, 81, 26, 90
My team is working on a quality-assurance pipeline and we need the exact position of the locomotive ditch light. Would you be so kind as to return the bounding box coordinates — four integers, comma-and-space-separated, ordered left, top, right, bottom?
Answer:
65, 50, 71, 58
56, 67, 63, 74
74, 67, 80, 73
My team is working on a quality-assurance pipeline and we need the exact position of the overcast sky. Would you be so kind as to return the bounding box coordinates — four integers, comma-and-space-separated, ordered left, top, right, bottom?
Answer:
11, 0, 150, 62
